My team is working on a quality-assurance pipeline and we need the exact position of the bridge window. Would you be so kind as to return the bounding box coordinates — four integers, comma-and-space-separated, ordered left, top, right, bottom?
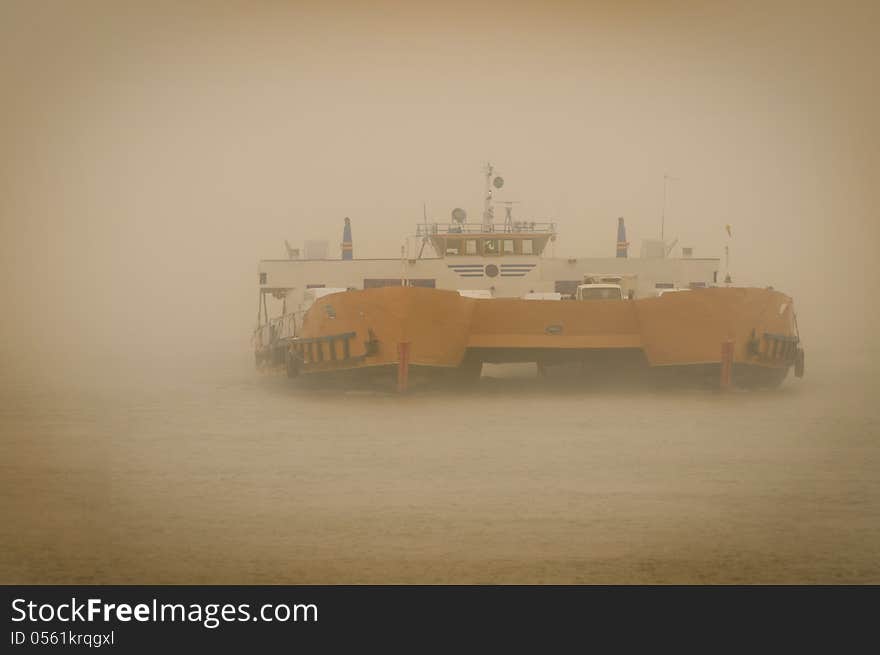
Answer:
483, 239, 500, 255
465, 239, 478, 255
445, 238, 461, 255
521, 239, 534, 255
259, 272, 267, 284
655, 282, 674, 289
503, 239, 515, 254
363, 279, 402, 288
407, 279, 436, 288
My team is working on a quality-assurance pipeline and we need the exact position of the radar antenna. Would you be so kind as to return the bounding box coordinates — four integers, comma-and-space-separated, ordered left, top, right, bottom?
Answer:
418, 202, 430, 259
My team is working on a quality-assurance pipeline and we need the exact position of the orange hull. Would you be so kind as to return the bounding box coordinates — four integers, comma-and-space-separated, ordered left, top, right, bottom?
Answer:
272, 286, 802, 387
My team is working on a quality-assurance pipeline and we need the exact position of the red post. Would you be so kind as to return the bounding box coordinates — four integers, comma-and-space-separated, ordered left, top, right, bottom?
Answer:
720, 340, 734, 390
397, 342, 411, 393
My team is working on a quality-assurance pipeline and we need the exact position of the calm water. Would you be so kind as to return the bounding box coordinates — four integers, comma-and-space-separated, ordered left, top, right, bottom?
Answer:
2, 358, 878, 583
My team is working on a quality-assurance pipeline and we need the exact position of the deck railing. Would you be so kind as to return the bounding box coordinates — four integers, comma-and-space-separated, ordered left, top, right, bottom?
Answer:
416, 221, 556, 237
252, 311, 302, 350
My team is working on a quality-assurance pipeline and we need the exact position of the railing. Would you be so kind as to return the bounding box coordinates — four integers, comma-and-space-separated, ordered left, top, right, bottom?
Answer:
252, 311, 302, 350
416, 222, 556, 237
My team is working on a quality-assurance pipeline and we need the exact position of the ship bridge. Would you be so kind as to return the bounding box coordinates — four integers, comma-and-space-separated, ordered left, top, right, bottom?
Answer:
417, 221, 556, 258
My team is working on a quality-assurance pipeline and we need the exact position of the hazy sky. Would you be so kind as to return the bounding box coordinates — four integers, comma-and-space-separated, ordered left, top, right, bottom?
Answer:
1, 1, 877, 377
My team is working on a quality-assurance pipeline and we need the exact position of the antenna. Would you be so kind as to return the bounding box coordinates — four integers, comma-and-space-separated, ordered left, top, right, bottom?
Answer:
724, 224, 733, 285
483, 162, 497, 229
418, 202, 430, 259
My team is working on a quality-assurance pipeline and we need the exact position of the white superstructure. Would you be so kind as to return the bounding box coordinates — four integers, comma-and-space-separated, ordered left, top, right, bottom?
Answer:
259, 245, 719, 307
255, 164, 721, 336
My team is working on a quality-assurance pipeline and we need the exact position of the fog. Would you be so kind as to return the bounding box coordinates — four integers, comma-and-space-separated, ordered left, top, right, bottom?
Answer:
1, 0, 877, 382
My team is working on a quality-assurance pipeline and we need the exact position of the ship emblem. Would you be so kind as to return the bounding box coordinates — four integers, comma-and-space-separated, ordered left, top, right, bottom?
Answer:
446, 263, 536, 279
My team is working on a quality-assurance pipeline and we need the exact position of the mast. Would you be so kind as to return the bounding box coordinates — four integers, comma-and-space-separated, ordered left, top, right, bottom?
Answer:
723, 224, 733, 285
483, 162, 495, 230
661, 176, 667, 241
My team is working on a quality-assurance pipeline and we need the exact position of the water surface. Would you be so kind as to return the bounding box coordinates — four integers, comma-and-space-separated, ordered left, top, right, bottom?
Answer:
2, 360, 877, 583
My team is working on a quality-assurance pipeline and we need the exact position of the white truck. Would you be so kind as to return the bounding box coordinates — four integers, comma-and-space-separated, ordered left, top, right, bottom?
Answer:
575, 273, 637, 300
575, 283, 624, 300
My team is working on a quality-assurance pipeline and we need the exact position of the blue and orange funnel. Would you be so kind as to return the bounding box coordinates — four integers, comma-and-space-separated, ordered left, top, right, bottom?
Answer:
616, 217, 628, 258
341, 217, 353, 260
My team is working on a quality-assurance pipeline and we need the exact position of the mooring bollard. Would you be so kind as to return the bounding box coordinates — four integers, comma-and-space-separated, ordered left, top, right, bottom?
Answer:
397, 342, 411, 393
720, 339, 734, 390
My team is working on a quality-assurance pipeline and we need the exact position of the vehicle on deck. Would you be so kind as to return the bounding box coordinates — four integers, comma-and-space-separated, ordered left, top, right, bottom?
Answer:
523, 291, 562, 300
576, 284, 623, 300
301, 287, 349, 311
655, 287, 692, 297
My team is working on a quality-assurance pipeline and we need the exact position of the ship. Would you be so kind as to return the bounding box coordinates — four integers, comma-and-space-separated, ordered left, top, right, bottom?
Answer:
253, 164, 805, 390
